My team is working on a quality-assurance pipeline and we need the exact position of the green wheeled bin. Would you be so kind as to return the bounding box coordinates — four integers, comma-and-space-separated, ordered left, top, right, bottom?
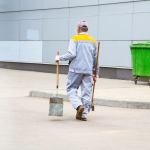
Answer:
130, 41, 150, 86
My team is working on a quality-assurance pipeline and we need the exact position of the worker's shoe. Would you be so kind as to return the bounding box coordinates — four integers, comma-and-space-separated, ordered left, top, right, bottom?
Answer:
76, 106, 84, 120
81, 118, 87, 121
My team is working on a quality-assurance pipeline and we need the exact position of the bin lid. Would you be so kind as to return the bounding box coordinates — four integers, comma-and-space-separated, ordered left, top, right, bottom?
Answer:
130, 41, 150, 48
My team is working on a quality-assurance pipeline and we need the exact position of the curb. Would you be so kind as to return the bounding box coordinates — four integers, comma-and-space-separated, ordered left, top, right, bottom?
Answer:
29, 91, 150, 109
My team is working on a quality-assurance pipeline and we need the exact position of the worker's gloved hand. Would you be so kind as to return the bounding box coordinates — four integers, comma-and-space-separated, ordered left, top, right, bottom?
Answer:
55, 55, 59, 63
93, 76, 98, 83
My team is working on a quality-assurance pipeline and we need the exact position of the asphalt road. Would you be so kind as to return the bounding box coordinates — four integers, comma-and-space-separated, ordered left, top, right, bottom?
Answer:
0, 97, 150, 150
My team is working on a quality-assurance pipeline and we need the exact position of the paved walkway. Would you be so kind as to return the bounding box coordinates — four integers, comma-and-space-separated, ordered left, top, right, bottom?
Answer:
1, 97, 150, 150
0, 68, 149, 102
1, 68, 150, 150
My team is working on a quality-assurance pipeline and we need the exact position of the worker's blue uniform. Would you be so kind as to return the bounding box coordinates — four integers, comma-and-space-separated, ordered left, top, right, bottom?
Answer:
59, 32, 99, 119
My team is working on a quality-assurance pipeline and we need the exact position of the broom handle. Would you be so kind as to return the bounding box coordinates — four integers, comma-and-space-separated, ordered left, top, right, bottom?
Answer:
92, 42, 100, 110
56, 51, 59, 95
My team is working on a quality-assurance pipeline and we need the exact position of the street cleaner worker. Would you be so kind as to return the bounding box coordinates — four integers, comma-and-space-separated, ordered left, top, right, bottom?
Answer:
55, 21, 99, 121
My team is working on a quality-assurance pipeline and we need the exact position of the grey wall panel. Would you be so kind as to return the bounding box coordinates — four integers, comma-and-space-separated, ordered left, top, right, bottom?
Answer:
0, 21, 19, 41
69, 16, 98, 40
20, 0, 43, 11
42, 41, 69, 64
43, 0, 68, 9
44, 8, 69, 19
70, 6, 98, 17
20, 20, 42, 41
132, 13, 150, 40
99, 41, 132, 67
0, 0, 19, 12
98, 14, 132, 40
99, 2, 133, 15
132, 41, 147, 44
0, 12, 20, 20
69, 0, 98, 7
43, 18, 69, 40
99, 0, 132, 4
134, 1, 150, 13
20, 41, 42, 63
0, 41, 19, 61
20, 10, 43, 20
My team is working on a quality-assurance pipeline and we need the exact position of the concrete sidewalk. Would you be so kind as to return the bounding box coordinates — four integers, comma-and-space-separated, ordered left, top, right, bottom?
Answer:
0, 68, 150, 108
1, 68, 150, 150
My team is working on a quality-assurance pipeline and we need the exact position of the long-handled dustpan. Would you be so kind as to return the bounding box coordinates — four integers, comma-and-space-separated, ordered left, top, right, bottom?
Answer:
49, 51, 63, 116
92, 41, 100, 111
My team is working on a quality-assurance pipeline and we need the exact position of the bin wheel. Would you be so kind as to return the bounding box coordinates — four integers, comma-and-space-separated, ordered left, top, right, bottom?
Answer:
134, 78, 138, 84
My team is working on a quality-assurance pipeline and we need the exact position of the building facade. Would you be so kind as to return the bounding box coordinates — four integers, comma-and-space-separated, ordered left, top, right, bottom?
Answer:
0, 0, 150, 80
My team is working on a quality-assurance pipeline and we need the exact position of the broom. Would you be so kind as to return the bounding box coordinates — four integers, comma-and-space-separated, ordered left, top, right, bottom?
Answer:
92, 41, 100, 111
